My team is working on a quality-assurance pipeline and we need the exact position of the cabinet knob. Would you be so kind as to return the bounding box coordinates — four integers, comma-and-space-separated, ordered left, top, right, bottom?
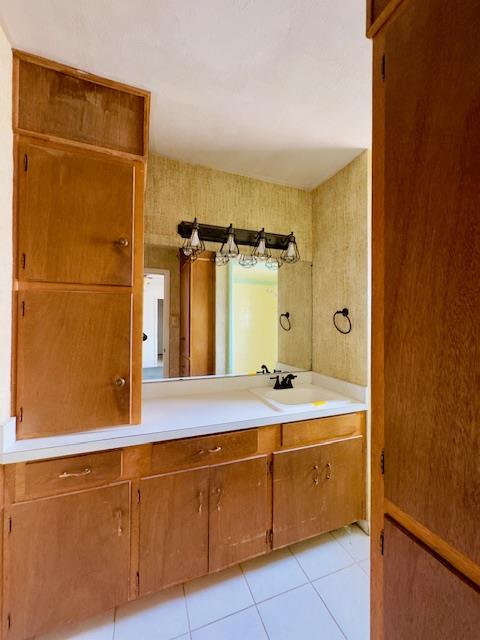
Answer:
115, 238, 129, 248
114, 377, 126, 388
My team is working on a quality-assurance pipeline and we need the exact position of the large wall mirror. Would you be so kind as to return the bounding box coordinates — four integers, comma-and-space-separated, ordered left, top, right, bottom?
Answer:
143, 244, 313, 381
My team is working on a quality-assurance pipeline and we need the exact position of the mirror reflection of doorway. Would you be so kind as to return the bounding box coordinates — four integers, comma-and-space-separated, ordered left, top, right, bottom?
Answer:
143, 270, 170, 380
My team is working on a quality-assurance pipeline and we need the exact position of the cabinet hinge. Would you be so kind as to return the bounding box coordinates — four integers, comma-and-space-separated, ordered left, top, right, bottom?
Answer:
136, 571, 140, 594
23, 153, 28, 171
266, 528, 273, 545
136, 489, 141, 504
20, 253, 26, 270
18, 407, 23, 423
381, 54, 386, 81
20, 300, 25, 317
380, 529, 385, 556
7, 517, 12, 534
7, 614, 11, 630
267, 459, 273, 475
380, 449, 385, 475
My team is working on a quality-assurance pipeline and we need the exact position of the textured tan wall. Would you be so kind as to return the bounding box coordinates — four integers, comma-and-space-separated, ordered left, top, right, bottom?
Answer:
145, 154, 313, 262
144, 245, 181, 378
0, 26, 12, 423
311, 151, 370, 385
278, 261, 312, 370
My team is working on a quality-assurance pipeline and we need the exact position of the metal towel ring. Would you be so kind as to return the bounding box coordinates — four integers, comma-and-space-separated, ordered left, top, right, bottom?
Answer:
333, 308, 352, 334
279, 312, 291, 331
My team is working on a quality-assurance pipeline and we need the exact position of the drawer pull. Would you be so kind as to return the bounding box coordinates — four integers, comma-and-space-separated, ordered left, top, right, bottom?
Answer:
313, 464, 319, 486
196, 445, 222, 456
215, 487, 223, 511
326, 462, 332, 480
115, 237, 129, 248
114, 377, 126, 388
58, 467, 92, 479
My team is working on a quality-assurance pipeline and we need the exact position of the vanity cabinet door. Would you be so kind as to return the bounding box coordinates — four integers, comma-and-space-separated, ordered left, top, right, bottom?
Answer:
17, 140, 134, 286
138, 468, 209, 595
16, 289, 132, 438
209, 456, 270, 572
272, 436, 364, 548
3, 483, 130, 640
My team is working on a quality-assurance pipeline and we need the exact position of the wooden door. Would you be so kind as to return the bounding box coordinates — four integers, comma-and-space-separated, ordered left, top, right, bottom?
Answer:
383, 518, 480, 639
138, 468, 209, 594
273, 437, 364, 548
209, 456, 269, 572
383, 0, 480, 564
3, 483, 130, 640
17, 140, 134, 286
16, 289, 132, 438
190, 253, 216, 376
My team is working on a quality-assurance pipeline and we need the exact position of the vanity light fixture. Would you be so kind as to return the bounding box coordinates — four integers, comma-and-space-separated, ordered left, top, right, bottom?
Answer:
218, 223, 239, 263
281, 232, 300, 264
252, 228, 271, 261
181, 217, 205, 260
239, 253, 257, 268
266, 255, 282, 270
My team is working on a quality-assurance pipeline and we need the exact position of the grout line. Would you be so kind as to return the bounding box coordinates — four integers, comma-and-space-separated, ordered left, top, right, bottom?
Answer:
287, 543, 356, 586
188, 603, 259, 634
313, 587, 348, 640
112, 606, 117, 640
182, 582, 193, 638
239, 563, 271, 639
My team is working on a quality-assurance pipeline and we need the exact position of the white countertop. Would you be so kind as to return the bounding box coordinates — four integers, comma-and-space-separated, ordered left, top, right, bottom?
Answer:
0, 372, 368, 464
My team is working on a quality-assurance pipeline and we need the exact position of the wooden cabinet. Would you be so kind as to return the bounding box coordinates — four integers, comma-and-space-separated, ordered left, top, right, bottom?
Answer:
209, 456, 269, 572
383, 519, 480, 639
273, 436, 364, 548
17, 141, 135, 286
368, 0, 480, 637
139, 468, 209, 594
12, 51, 149, 437
16, 289, 132, 437
3, 483, 130, 640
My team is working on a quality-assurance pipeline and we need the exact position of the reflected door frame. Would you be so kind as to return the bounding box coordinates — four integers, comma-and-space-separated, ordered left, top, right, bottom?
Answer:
144, 268, 170, 378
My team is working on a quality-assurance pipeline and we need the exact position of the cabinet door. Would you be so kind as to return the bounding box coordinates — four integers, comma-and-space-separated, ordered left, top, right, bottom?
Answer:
18, 141, 134, 285
383, 519, 480, 639
16, 289, 132, 437
139, 468, 209, 595
273, 437, 363, 548
3, 483, 130, 640
209, 456, 269, 572
383, 0, 480, 564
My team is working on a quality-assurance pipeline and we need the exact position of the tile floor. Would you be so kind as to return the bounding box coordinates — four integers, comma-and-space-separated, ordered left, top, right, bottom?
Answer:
41, 524, 370, 640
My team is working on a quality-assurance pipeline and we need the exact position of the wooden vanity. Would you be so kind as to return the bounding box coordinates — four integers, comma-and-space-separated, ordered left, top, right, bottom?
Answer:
1, 411, 365, 639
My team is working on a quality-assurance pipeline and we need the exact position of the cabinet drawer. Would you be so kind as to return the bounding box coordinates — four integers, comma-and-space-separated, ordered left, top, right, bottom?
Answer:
151, 430, 258, 473
282, 413, 363, 448
15, 450, 123, 501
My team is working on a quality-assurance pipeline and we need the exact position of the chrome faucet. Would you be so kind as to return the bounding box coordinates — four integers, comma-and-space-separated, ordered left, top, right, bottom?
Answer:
270, 374, 297, 390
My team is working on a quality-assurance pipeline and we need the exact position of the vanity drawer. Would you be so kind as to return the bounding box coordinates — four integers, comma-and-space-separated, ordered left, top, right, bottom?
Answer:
281, 413, 363, 448
151, 429, 258, 473
14, 450, 123, 501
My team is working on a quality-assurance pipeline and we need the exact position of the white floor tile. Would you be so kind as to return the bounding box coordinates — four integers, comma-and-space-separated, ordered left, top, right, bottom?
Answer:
192, 607, 267, 640
39, 610, 114, 640
290, 532, 354, 580
185, 565, 253, 630
359, 558, 370, 576
114, 586, 189, 640
314, 564, 370, 640
258, 584, 344, 640
241, 547, 307, 602
331, 525, 370, 562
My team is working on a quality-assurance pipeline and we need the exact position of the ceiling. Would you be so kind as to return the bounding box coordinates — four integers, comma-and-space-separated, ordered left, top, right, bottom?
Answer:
0, 1, 371, 190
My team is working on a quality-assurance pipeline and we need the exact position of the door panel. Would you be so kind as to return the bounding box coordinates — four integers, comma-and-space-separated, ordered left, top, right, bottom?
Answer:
4, 483, 130, 640
273, 437, 363, 548
16, 289, 132, 437
209, 456, 269, 572
383, 518, 480, 639
384, 0, 480, 563
18, 141, 134, 285
139, 468, 209, 594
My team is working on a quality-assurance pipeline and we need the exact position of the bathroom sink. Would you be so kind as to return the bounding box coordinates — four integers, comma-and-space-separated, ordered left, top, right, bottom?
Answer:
250, 384, 352, 412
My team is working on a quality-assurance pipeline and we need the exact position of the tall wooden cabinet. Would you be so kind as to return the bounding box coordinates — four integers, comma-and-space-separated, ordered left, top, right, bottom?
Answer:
367, 1, 480, 637
12, 51, 149, 438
